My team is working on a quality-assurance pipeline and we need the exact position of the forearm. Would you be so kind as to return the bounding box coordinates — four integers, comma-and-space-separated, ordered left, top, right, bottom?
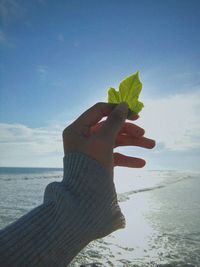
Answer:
0, 194, 90, 266
0, 152, 125, 266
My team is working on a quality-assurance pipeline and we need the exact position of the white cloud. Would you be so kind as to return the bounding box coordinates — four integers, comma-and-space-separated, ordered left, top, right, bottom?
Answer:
138, 90, 200, 151
0, 90, 199, 167
0, 123, 63, 167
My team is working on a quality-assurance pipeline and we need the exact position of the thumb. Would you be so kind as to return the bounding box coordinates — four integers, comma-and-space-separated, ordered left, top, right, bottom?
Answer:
99, 103, 129, 140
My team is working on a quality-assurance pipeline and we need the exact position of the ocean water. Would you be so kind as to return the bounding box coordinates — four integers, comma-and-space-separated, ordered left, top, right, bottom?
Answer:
0, 167, 200, 267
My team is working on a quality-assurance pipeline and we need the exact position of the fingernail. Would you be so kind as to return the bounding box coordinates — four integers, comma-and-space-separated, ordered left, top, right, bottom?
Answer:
116, 102, 129, 113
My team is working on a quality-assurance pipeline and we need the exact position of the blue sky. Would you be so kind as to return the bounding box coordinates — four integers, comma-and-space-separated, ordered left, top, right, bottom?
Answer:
0, 0, 200, 170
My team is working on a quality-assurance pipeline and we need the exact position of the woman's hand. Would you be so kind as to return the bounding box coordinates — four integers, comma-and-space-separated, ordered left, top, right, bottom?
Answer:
63, 102, 155, 176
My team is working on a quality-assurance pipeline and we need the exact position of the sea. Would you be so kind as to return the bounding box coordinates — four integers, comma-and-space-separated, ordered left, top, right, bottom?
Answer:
0, 167, 200, 267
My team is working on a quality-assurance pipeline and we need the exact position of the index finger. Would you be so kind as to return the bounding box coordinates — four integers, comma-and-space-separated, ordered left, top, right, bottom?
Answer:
73, 102, 117, 128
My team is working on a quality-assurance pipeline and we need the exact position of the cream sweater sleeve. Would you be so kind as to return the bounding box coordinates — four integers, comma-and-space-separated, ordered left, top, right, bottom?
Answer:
0, 152, 125, 267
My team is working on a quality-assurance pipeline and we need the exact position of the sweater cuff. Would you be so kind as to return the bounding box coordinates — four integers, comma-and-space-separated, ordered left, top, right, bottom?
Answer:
62, 152, 126, 237
62, 152, 112, 196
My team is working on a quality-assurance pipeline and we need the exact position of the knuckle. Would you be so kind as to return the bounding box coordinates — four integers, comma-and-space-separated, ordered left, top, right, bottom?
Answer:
62, 129, 66, 139
62, 128, 68, 138
62, 125, 73, 138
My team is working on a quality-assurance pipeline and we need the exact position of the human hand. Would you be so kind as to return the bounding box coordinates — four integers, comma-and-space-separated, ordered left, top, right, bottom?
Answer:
63, 102, 155, 176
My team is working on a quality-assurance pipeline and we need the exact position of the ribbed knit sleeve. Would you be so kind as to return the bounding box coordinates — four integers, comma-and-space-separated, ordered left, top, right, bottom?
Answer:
0, 152, 125, 267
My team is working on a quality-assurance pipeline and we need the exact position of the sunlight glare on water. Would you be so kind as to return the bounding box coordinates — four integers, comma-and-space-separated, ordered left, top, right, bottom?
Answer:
0, 168, 200, 266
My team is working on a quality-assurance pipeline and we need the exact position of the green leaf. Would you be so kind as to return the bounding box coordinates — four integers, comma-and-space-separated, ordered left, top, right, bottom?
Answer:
107, 71, 144, 115
108, 87, 121, 103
